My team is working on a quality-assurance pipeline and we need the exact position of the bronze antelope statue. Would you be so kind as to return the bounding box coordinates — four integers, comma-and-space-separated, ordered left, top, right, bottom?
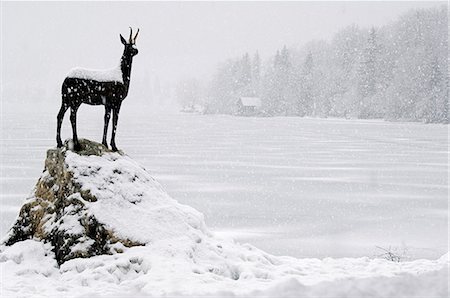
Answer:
56, 28, 139, 151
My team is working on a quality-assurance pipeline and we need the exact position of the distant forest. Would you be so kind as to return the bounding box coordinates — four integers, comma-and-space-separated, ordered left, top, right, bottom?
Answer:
176, 6, 448, 123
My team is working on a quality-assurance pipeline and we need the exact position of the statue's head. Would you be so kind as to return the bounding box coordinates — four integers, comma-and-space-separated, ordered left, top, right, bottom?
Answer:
120, 27, 139, 57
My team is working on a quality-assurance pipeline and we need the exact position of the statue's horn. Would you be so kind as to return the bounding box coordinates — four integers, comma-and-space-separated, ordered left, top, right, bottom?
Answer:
133, 28, 140, 44
128, 27, 133, 43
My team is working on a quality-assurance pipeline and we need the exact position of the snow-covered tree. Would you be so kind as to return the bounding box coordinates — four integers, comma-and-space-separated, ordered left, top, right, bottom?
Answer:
204, 6, 447, 123
357, 27, 383, 118
251, 51, 261, 96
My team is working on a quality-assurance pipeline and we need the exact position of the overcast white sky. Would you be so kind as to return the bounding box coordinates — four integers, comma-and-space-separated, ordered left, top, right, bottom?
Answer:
1, 1, 444, 102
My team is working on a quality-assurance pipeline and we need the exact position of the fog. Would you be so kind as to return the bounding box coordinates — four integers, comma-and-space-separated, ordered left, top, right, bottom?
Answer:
1, 1, 442, 103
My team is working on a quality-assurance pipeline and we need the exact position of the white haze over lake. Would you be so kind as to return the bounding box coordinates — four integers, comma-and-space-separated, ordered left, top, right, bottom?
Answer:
1, 1, 443, 103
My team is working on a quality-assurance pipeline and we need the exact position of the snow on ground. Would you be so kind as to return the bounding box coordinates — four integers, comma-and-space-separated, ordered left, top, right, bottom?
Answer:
0, 239, 448, 297
0, 148, 448, 297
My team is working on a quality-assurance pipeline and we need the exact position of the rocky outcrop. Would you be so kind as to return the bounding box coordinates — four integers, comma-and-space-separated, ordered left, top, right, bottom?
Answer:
2, 139, 207, 265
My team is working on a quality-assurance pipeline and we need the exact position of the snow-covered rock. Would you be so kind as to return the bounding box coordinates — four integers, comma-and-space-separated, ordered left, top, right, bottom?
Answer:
1, 139, 448, 297
2, 139, 207, 265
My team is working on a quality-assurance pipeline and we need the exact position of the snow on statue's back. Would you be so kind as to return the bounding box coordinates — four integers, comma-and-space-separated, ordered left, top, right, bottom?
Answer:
66, 65, 123, 83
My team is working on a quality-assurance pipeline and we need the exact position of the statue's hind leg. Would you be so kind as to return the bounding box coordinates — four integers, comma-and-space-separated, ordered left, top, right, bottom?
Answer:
56, 102, 68, 148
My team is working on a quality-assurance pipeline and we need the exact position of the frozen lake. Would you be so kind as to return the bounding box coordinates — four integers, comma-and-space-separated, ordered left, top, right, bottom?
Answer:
1, 102, 448, 259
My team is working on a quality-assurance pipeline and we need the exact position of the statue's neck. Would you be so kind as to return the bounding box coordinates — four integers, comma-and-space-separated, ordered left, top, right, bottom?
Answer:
120, 54, 133, 86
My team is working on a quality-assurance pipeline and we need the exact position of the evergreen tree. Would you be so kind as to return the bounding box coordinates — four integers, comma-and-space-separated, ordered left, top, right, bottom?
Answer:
357, 27, 380, 118
239, 53, 252, 95
251, 51, 261, 96
298, 51, 314, 116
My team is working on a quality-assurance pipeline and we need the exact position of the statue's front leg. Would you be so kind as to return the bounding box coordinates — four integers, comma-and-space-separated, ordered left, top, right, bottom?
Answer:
102, 106, 111, 148
110, 108, 120, 152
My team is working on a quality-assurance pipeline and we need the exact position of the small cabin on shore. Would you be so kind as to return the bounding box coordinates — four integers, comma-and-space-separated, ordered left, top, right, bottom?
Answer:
236, 97, 261, 116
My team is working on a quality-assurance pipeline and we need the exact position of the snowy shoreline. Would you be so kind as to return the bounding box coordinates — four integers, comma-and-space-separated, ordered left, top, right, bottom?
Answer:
1, 239, 448, 298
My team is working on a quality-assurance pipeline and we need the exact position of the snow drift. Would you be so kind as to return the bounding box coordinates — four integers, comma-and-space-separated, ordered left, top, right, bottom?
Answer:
1, 139, 448, 297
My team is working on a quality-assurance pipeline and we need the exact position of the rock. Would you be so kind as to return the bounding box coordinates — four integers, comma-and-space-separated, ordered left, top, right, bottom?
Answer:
2, 139, 208, 265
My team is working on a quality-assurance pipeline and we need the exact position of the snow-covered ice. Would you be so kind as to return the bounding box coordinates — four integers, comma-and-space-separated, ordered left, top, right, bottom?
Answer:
1, 103, 448, 262
2, 103, 447, 261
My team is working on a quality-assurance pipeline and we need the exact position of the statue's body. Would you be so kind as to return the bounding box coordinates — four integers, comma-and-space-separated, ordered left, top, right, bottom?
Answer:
56, 28, 139, 151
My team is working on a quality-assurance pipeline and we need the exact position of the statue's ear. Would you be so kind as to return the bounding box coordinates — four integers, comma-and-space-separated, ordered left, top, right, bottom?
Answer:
120, 34, 127, 45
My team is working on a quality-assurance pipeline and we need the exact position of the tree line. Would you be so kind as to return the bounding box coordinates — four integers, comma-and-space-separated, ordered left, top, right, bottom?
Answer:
176, 6, 448, 123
